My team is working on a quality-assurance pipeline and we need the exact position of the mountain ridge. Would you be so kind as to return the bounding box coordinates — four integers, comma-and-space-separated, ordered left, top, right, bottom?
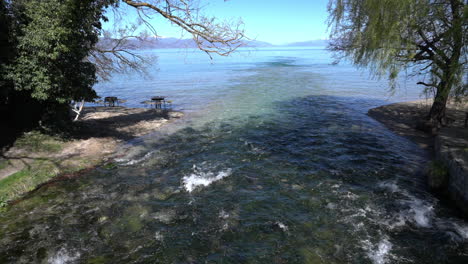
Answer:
99, 37, 328, 49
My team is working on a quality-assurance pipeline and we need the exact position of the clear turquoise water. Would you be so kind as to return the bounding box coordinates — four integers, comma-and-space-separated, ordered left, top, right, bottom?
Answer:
93, 47, 421, 113
0, 47, 467, 264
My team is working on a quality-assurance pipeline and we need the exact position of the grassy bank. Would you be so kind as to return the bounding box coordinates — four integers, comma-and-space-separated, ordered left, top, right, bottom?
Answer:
0, 107, 183, 210
0, 131, 94, 209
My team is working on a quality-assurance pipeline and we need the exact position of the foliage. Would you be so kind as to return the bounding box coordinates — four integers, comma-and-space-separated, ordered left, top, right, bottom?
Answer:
0, 0, 244, 132
7, 0, 118, 104
328, 0, 467, 127
0, 0, 14, 107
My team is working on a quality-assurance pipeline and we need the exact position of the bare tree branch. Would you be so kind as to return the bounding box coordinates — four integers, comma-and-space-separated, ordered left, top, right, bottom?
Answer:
88, 22, 154, 81
121, 0, 246, 59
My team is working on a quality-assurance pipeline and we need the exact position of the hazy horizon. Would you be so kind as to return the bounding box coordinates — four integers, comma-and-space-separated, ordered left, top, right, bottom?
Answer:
103, 0, 330, 45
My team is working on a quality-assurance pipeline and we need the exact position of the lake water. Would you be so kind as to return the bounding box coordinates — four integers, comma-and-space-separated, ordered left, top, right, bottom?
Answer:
1, 47, 467, 263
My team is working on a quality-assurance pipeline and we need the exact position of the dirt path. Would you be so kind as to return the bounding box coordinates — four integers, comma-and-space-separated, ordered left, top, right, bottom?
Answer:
368, 98, 467, 151
0, 107, 183, 181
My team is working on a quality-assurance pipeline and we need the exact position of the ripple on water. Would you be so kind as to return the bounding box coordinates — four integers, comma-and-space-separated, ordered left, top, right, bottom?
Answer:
182, 164, 232, 193
1, 59, 467, 263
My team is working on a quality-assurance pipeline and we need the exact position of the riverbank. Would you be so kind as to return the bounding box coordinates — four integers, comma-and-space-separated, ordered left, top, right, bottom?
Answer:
368, 98, 468, 217
0, 107, 183, 206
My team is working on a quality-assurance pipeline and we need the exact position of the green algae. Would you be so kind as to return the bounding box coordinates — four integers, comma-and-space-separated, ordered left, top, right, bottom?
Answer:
15, 130, 64, 153
0, 160, 60, 206
299, 247, 325, 264
87, 256, 111, 264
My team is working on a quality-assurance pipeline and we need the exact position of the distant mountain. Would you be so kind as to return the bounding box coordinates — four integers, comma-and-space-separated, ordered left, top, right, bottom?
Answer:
282, 40, 328, 47
98, 37, 274, 50
130, 37, 198, 49
98, 37, 330, 49
242, 40, 274, 47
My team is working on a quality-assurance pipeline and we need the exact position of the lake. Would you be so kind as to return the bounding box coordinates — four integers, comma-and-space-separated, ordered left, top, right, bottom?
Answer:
1, 47, 467, 263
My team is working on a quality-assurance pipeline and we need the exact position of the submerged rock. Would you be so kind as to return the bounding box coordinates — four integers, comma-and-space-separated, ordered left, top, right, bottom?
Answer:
150, 209, 177, 224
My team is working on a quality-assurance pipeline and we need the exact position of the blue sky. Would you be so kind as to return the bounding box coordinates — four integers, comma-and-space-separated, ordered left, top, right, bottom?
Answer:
106, 0, 330, 45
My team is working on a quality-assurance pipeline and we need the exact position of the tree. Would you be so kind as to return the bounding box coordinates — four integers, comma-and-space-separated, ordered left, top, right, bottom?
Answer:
8, 0, 118, 104
0, 0, 14, 108
90, 0, 245, 80
328, 0, 467, 131
0, 0, 245, 132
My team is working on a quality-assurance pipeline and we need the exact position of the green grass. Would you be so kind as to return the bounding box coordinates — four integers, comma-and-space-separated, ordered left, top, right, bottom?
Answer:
0, 160, 8, 170
0, 129, 108, 211
15, 130, 64, 153
0, 160, 60, 209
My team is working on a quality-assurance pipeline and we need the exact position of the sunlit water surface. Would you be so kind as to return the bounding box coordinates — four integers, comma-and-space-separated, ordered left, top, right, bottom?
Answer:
1, 47, 467, 263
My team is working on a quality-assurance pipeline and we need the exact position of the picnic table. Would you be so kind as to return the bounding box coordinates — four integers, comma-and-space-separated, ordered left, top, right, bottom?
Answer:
95, 97, 126, 107
104, 97, 117, 107
151, 96, 165, 109
141, 96, 172, 109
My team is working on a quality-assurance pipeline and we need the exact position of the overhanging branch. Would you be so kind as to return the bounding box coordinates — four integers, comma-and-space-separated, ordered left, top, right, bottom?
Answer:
122, 0, 246, 58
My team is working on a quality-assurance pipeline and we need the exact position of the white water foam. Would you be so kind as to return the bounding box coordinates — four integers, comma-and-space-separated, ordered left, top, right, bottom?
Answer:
48, 248, 80, 264
154, 231, 164, 242
387, 196, 434, 228
380, 181, 468, 242
182, 165, 232, 192
451, 223, 468, 240
408, 198, 434, 227
435, 221, 468, 243
378, 180, 434, 228
276, 221, 289, 232
363, 238, 393, 264
219, 210, 230, 219
378, 181, 400, 193
115, 150, 155, 166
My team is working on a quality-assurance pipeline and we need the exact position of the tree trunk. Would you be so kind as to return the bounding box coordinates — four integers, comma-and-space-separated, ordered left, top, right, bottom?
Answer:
419, 0, 464, 134
428, 82, 450, 129
72, 100, 85, 121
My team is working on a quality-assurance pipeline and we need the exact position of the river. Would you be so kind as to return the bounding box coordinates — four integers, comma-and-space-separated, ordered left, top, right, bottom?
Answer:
0, 47, 467, 263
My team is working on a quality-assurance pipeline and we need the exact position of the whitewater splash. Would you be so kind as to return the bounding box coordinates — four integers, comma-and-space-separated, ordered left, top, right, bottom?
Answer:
48, 248, 80, 264
378, 180, 434, 228
182, 165, 232, 192
115, 150, 155, 166
363, 238, 393, 264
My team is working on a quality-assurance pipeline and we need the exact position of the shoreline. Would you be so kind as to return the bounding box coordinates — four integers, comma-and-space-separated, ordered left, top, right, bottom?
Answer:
368, 98, 468, 217
0, 106, 183, 206
368, 99, 435, 151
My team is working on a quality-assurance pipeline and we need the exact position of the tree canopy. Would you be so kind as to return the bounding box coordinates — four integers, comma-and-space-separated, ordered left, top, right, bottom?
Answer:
328, 0, 467, 129
7, 0, 117, 104
0, 0, 244, 133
